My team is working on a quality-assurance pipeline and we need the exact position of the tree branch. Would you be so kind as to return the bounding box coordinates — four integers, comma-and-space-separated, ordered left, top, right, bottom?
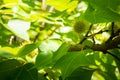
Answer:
79, 24, 93, 44
68, 35, 120, 61
68, 35, 120, 52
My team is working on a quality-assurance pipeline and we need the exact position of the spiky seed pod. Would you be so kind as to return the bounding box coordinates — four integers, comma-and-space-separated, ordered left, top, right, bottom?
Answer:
73, 20, 88, 34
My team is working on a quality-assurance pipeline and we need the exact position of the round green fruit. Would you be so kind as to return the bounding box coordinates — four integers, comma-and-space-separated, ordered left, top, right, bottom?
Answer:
73, 20, 88, 34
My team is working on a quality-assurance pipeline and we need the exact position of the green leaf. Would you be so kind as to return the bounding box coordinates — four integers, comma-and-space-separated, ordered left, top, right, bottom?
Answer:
7, 19, 30, 41
0, 59, 22, 80
0, 56, 7, 61
53, 50, 96, 79
17, 42, 40, 57
44, 68, 60, 80
108, 49, 120, 72
35, 50, 53, 69
99, 64, 117, 80
38, 73, 47, 80
3, 0, 18, 4
15, 63, 38, 80
46, 0, 70, 11
53, 42, 70, 63
84, 0, 120, 23
46, 0, 78, 11
39, 40, 61, 52
108, 49, 120, 59
93, 52, 117, 80
66, 31, 79, 43
0, 59, 21, 72
0, 50, 14, 58
22, 0, 35, 7
66, 67, 95, 80
83, 39, 93, 46
0, 19, 14, 46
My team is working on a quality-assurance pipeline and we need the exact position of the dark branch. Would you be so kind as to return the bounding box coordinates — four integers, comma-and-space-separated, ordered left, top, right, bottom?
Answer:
68, 35, 120, 52
106, 22, 115, 43
87, 30, 109, 38
68, 35, 120, 61
79, 24, 93, 44
111, 22, 115, 37
69, 22, 120, 61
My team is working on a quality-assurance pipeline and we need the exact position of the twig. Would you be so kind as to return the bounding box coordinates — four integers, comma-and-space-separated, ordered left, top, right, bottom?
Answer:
42, 0, 47, 11
33, 33, 40, 42
44, 25, 59, 40
106, 22, 115, 43
111, 22, 115, 38
87, 30, 109, 38
33, 0, 54, 42
79, 24, 109, 44
79, 24, 93, 44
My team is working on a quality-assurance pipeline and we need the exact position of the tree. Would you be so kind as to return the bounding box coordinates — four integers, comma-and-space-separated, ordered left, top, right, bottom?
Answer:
0, 0, 120, 80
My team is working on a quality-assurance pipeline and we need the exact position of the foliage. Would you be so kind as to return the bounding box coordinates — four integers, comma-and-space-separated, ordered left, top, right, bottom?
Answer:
0, 0, 120, 80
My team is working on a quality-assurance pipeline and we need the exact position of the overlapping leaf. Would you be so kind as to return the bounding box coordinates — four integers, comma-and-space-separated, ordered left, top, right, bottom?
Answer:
53, 50, 96, 79
47, 0, 78, 11
7, 19, 30, 41
66, 67, 95, 80
15, 63, 38, 80
35, 50, 53, 69
17, 42, 40, 57
0, 59, 21, 80
84, 0, 120, 23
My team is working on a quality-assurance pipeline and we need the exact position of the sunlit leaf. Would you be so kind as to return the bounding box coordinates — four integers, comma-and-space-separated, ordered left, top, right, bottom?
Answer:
35, 50, 53, 69
98, 63, 117, 80
84, 0, 120, 23
44, 68, 60, 80
53, 50, 96, 79
17, 42, 40, 57
3, 0, 18, 8
39, 40, 61, 53
3, 0, 18, 3
7, 19, 30, 41
0, 47, 19, 55
0, 0, 120, 80
47, 0, 78, 11
0, 50, 14, 58
22, 0, 35, 7
66, 1, 78, 12
53, 42, 70, 63
93, 51, 117, 80
108, 49, 120, 72
66, 67, 95, 80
